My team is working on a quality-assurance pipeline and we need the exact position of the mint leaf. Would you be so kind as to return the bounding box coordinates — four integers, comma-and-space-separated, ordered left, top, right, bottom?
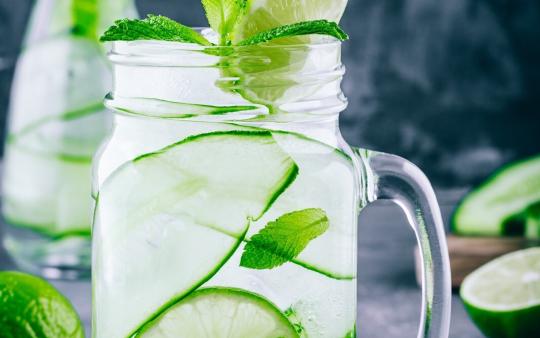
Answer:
238, 20, 349, 46
100, 15, 212, 45
202, 0, 248, 45
240, 208, 329, 270
72, 0, 99, 39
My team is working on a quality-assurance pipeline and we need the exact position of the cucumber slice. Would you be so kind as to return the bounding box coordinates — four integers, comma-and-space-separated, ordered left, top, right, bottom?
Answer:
453, 155, 540, 236
7, 102, 107, 161
136, 287, 299, 338
2, 144, 93, 236
257, 131, 357, 279
93, 131, 298, 338
106, 96, 259, 119
204, 129, 357, 338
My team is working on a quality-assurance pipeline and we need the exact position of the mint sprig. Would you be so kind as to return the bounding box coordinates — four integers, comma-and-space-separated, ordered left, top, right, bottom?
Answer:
240, 208, 329, 270
100, 15, 212, 45
202, 0, 248, 45
99, 13, 348, 47
238, 20, 348, 46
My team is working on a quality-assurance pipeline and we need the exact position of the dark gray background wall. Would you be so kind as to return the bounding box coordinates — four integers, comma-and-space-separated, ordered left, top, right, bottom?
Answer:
0, 0, 539, 188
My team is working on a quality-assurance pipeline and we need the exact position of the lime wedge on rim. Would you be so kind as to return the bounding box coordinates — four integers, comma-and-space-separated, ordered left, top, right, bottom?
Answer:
461, 248, 540, 338
0, 271, 84, 338
234, 0, 348, 43
226, 0, 348, 111
136, 287, 299, 337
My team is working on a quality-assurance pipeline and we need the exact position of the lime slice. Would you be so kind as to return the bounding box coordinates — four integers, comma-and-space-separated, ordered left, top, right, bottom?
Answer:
135, 287, 299, 337
0, 271, 84, 338
234, 0, 348, 43
93, 131, 298, 338
461, 248, 540, 338
224, 0, 348, 110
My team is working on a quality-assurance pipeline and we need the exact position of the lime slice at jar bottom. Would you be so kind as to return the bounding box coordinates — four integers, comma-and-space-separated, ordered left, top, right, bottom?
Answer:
461, 248, 540, 338
137, 288, 299, 338
0, 271, 84, 338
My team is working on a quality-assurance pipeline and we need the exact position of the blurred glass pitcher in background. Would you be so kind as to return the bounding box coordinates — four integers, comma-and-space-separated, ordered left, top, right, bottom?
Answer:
1, 0, 137, 279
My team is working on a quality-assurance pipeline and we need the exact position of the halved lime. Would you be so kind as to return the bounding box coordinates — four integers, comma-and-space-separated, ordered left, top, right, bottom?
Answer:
135, 287, 299, 337
0, 271, 84, 338
461, 248, 540, 338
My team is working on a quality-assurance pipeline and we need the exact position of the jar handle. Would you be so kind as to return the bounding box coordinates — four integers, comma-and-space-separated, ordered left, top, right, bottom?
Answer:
354, 148, 452, 338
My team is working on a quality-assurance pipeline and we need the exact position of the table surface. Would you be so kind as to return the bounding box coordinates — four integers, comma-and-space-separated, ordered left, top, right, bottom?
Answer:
0, 202, 485, 338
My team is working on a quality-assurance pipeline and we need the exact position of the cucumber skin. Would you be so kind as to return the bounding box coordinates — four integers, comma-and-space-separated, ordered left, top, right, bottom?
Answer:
451, 154, 540, 236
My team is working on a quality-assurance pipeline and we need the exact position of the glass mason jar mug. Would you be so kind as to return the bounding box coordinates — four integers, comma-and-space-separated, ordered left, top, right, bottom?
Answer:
92, 39, 451, 338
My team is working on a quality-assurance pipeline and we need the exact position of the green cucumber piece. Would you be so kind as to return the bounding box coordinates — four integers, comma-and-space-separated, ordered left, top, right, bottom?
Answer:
106, 96, 259, 119
2, 144, 93, 236
453, 155, 540, 236
256, 131, 357, 279
6, 102, 106, 161
93, 131, 298, 338
525, 202, 540, 239
203, 129, 357, 338
136, 287, 299, 338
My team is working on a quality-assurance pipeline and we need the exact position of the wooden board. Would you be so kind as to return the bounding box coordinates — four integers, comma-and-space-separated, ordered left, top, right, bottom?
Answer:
415, 235, 539, 288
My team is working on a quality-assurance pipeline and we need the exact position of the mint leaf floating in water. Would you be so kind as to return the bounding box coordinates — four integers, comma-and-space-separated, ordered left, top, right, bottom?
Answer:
100, 15, 212, 45
238, 20, 349, 46
202, 0, 248, 45
241, 208, 329, 270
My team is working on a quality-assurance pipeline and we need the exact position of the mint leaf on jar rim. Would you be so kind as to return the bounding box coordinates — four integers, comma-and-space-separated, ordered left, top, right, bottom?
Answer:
238, 20, 348, 46
240, 208, 329, 270
100, 15, 212, 45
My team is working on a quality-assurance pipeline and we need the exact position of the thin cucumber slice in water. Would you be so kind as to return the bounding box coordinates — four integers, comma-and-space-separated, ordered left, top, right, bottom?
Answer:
136, 288, 299, 338
94, 119, 243, 193
2, 144, 93, 237
10, 36, 110, 135
453, 155, 540, 236
258, 131, 357, 279
106, 96, 260, 119
205, 129, 357, 338
461, 248, 540, 338
93, 131, 298, 338
7, 102, 107, 161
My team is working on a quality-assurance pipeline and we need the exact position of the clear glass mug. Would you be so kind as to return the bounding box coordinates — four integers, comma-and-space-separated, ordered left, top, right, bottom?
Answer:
92, 38, 451, 338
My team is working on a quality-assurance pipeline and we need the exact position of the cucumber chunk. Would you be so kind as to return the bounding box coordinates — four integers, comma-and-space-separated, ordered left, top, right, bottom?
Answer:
453, 155, 540, 236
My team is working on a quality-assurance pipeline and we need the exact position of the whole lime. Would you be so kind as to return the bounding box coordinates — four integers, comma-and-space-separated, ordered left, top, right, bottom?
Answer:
0, 271, 84, 338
